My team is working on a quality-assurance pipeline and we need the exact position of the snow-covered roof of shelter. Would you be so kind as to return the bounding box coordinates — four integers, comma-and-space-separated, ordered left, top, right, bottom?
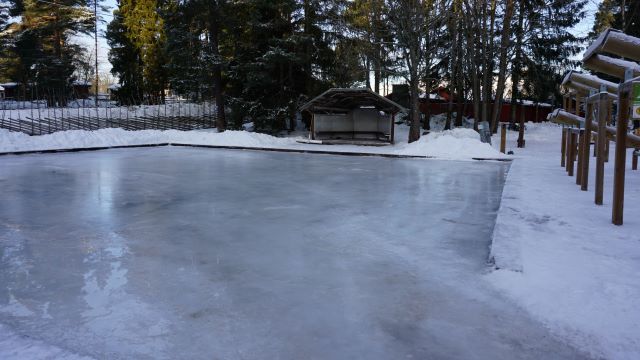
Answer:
73, 80, 91, 86
583, 28, 640, 62
0, 86, 4, 91
108, 83, 121, 91
300, 88, 407, 114
0, 82, 18, 87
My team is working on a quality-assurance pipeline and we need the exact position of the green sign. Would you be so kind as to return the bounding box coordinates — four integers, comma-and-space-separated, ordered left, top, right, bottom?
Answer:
633, 82, 640, 119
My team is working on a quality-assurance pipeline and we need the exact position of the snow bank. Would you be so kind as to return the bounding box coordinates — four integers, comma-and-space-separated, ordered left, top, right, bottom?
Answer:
0, 125, 508, 160
488, 122, 640, 359
396, 128, 502, 159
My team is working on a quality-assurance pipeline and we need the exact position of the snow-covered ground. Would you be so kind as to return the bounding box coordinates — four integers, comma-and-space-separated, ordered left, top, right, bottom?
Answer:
488, 122, 640, 360
0, 124, 507, 160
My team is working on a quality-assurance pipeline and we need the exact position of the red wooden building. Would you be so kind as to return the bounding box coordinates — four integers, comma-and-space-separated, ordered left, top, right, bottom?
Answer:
419, 99, 553, 123
387, 85, 553, 123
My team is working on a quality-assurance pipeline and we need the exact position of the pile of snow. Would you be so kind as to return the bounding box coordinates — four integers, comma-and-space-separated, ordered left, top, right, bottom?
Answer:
0, 125, 508, 160
396, 128, 502, 159
488, 122, 640, 359
0, 128, 293, 153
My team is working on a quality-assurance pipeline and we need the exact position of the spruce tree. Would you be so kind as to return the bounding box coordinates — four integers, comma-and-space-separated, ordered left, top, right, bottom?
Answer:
106, 8, 144, 104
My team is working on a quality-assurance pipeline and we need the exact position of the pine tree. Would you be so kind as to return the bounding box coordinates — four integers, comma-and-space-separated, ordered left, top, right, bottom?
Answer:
3, 0, 94, 100
591, 0, 640, 38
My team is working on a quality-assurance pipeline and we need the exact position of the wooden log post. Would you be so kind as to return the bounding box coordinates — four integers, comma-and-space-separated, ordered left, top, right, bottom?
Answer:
633, 150, 638, 170
566, 129, 572, 173
576, 129, 585, 185
595, 94, 608, 205
612, 82, 631, 225
568, 130, 576, 177
581, 104, 593, 191
500, 123, 507, 153
561, 127, 567, 167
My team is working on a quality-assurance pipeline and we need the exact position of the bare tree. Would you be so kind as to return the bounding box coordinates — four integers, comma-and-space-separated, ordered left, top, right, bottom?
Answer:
387, 0, 444, 143
490, 0, 514, 133
209, 1, 226, 132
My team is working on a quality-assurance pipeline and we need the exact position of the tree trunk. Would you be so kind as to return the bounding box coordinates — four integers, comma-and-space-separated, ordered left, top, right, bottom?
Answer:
490, 0, 514, 133
409, 76, 420, 142
423, 86, 431, 130
510, 0, 525, 124
209, 1, 226, 132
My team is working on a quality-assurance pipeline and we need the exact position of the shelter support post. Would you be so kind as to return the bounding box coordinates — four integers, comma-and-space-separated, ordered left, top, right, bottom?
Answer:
561, 127, 567, 167
612, 82, 630, 225
581, 104, 593, 191
595, 93, 609, 205
390, 114, 395, 144
576, 129, 585, 186
568, 130, 576, 177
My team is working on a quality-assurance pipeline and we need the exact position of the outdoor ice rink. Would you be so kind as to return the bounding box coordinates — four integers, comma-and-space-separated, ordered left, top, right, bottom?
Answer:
0, 148, 589, 359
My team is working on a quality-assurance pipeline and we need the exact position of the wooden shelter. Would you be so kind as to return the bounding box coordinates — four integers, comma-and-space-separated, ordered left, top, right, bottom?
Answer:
300, 88, 406, 145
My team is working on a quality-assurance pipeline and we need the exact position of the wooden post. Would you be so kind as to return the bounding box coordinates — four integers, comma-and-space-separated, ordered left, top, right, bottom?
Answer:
561, 127, 567, 167
633, 150, 638, 170
390, 113, 395, 144
500, 123, 507, 153
568, 130, 576, 177
612, 84, 630, 225
517, 104, 525, 148
576, 129, 584, 185
575, 94, 581, 117
595, 94, 608, 205
563, 95, 568, 111
566, 129, 573, 173
581, 104, 593, 191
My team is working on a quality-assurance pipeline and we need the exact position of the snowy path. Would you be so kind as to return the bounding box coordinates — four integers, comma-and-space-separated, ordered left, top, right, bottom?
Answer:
0, 148, 587, 359
489, 123, 640, 360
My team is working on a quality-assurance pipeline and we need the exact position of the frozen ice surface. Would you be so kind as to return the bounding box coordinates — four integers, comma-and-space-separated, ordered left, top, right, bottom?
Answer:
0, 148, 587, 359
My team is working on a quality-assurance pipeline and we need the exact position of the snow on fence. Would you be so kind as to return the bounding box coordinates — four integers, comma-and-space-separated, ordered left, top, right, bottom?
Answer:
0, 99, 218, 135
